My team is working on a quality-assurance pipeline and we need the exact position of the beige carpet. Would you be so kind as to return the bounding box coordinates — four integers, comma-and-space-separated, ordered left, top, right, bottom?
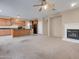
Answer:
0, 35, 79, 59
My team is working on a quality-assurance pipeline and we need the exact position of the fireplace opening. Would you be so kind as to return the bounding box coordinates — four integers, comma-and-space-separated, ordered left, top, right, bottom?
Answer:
67, 29, 79, 40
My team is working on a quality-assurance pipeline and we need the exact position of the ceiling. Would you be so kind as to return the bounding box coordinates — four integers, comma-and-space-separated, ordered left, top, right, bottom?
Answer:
0, 0, 79, 19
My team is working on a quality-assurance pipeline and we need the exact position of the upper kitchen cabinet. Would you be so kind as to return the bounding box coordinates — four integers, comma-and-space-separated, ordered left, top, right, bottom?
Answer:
14, 19, 26, 26
0, 18, 12, 26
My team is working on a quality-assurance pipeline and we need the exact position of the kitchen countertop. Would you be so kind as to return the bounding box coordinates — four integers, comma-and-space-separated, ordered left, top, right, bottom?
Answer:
0, 26, 31, 30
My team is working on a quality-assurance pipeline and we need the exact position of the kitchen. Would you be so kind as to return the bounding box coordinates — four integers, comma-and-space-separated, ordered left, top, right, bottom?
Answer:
0, 18, 32, 37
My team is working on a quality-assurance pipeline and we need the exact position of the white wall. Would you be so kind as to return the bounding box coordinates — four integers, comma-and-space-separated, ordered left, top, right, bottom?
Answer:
38, 19, 48, 35
62, 7, 79, 38
38, 20, 43, 34
64, 23, 79, 38
42, 19, 48, 35
62, 8, 79, 23
48, 8, 79, 38
49, 16, 63, 37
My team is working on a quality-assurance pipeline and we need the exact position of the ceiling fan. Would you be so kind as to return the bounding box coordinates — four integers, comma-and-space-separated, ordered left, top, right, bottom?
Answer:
33, 0, 56, 12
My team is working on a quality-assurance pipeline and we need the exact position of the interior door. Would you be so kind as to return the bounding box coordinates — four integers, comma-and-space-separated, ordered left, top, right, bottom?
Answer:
50, 16, 62, 37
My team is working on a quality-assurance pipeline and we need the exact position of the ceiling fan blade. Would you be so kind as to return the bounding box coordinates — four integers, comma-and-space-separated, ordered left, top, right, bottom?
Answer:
33, 5, 42, 7
52, 8, 56, 10
41, 0, 47, 5
39, 7, 42, 12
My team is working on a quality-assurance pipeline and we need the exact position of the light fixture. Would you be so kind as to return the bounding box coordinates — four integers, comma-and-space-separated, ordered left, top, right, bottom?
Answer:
16, 16, 20, 18
71, 2, 77, 7
43, 4, 48, 10
16, 16, 21, 21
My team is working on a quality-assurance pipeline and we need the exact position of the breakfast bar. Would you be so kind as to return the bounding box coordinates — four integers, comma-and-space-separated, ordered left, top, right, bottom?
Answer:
0, 26, 31, 37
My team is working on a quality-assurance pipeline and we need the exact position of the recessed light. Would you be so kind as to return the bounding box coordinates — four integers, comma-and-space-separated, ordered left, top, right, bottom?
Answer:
43, 4, 48, 10
71, 2, 77, 7
17, 16, 20, 18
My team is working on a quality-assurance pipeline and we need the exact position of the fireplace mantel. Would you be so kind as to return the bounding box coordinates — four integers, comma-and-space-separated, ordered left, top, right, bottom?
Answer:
63, 23, 79, 43
67, 29, 79, 39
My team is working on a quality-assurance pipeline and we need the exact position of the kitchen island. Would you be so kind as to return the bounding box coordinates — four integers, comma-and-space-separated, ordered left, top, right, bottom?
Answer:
11, 29, 31, 37
0, 26, 32, 37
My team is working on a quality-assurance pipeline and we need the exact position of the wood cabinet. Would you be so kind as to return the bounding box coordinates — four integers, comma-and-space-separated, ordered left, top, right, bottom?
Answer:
0, 18, 12, 36
0, 30, 11, 36
0, 18, 12, 26
0, 18, 31, 36
15, 21, 25, 26
12, 29, 31, 37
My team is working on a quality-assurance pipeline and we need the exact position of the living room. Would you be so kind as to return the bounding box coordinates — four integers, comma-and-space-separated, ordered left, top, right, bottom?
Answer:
0, 0, 79, 59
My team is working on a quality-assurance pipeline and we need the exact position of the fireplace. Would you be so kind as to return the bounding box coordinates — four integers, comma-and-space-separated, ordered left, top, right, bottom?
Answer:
67, 29, 79, 40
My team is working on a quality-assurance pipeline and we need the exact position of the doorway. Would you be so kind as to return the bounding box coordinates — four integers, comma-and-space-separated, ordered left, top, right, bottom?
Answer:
32, 20, 38, 34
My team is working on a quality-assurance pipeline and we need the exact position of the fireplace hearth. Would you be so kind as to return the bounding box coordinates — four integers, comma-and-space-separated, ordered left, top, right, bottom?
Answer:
67, 29, 79, 40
